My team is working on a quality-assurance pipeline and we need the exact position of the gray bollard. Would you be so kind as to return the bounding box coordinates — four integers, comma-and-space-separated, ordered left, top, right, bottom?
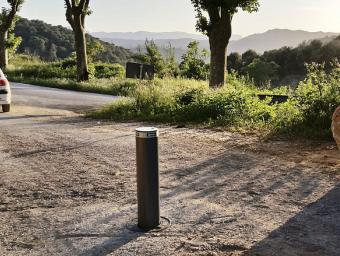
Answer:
136, 127, 160, 230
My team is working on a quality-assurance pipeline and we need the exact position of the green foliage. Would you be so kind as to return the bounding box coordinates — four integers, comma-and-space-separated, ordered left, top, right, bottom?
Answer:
163, 43, 180, 77
179, 41, 209, 80
13, 18, 131, 63
241, 50, 259, 67
227, 52, 242, 72
291, 62, 340, 137
6, 32, 21, 58
87, 40, 104, 62
94, 63, 125, 79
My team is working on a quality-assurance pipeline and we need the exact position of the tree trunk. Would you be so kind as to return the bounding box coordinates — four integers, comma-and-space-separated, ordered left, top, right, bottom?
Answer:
0, 31, 8, 70
74, 20, 89, 82
209, 37, 227, 88
207, 12, 232, 88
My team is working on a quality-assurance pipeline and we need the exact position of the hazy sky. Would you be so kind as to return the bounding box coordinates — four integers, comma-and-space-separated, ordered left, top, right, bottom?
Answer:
1, 0, 339, 36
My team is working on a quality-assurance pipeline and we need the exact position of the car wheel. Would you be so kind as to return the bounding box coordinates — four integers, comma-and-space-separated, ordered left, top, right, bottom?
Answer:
2, 104, 10, 112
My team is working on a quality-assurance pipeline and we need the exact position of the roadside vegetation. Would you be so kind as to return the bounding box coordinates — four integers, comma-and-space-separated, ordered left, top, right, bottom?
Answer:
89, 63, 339, 139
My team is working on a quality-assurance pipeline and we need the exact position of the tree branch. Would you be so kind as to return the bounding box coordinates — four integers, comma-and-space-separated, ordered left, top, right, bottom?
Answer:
64, 0, 75, 30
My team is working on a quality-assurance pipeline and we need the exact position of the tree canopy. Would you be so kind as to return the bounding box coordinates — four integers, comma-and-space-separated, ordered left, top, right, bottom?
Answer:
191, 0, 259, 35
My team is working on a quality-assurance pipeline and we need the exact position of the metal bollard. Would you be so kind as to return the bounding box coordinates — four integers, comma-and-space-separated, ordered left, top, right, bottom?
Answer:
136, 127, 160, 230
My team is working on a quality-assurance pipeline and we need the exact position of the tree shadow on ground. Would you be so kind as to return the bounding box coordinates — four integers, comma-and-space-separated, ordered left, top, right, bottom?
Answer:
159, 147, 339, 255
243, 184, 340, 256
0, 114, 61, 120
161, 149, 326, 206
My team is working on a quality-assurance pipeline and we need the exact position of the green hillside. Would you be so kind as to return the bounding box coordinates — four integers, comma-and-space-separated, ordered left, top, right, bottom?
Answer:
13, 18, 132, 64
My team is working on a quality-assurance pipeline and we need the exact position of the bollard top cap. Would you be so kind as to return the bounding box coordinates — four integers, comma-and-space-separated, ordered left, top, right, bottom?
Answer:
136, 127, 159, 138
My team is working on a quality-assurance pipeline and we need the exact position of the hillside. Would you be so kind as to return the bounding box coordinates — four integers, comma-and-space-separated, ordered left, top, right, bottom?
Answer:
96, 29, 338, 58
14, 18, 132, 64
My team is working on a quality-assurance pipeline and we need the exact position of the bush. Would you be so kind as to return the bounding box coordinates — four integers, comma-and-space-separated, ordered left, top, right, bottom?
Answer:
290, 62, 340, 137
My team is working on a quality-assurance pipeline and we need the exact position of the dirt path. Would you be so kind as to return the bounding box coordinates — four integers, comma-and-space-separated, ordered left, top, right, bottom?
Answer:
0, 104, 339, 256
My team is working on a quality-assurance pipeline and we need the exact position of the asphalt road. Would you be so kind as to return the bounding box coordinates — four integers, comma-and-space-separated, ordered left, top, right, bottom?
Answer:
10, 82, 118, 111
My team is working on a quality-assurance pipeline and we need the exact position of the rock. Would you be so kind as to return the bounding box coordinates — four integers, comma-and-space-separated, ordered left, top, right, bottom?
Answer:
332, 106, 340, 149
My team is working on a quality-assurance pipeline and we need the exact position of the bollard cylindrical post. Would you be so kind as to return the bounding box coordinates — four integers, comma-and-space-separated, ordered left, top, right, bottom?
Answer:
136, 127, 160, 230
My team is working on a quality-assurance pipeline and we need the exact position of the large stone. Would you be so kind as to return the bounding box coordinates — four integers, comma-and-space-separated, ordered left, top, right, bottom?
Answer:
332, 106, 340, 149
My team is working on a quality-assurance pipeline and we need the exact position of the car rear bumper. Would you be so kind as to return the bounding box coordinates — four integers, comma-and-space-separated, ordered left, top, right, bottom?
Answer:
0, 90, 11, 104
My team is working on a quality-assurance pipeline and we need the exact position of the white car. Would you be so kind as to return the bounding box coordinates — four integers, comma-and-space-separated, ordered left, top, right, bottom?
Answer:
0, 68, 11, 113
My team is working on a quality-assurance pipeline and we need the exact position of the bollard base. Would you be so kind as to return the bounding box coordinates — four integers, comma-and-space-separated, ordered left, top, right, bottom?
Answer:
126, 216, 171, 233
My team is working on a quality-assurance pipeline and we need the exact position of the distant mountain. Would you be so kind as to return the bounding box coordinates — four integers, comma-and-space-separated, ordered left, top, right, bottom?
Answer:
228, 29, 339, 53
92, 31, 205, 40
99, 38, 208, 51
94, 29, 339, 60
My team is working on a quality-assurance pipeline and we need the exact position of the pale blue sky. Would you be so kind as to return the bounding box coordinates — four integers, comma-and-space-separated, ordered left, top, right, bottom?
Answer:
1, 0, 339, 36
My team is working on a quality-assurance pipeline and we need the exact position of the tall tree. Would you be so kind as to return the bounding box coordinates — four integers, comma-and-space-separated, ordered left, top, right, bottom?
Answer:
64, 0, 91, 81
191, 0, 259, 87
0, 0, 24, 70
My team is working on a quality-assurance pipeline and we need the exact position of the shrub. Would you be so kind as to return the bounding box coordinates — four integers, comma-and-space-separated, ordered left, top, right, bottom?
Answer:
290, 62, 340, 137
94, 63, 125, 79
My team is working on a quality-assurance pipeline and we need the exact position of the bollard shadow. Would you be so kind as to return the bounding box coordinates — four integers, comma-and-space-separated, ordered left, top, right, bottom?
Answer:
54, 206, 146, 256
243, 184, 340, 256
77, 231, 141, 256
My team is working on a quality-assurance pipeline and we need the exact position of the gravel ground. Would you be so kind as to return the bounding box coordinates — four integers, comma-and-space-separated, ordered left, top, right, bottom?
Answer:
0, 105, 339, 256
